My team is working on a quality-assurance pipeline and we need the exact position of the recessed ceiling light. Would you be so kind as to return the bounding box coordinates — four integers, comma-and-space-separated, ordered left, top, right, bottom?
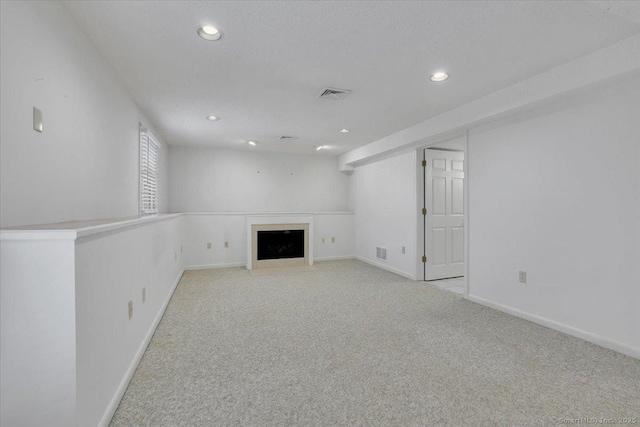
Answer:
202, 26, 218, 35
430, 72, 449, 82
206, 115, 219, 121
197, 25, 223, 41
339, 129, 350, 134
316, 145, 324, 151
248, 140, 258, 146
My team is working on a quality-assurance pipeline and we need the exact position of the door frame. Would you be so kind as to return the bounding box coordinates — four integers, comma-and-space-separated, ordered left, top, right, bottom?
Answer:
415, 132, 470, 298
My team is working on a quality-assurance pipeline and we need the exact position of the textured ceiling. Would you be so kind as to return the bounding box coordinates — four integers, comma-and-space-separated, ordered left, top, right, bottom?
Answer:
63, 1, 640, 155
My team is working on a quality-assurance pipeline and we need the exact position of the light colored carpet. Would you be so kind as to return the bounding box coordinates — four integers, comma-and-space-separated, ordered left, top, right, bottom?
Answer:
110, 260, 640, 426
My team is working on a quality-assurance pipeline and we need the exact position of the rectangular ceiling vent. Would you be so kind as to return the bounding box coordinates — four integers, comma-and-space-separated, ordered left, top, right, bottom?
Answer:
279, 136, 298, 141
376, 246, 387, 261
318, 87, 352, 101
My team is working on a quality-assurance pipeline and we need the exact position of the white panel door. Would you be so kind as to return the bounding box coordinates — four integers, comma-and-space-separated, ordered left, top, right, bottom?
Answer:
424, 149, 464, 280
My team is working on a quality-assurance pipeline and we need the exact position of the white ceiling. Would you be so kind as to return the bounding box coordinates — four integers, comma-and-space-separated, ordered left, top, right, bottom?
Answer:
63, 1, 640, 156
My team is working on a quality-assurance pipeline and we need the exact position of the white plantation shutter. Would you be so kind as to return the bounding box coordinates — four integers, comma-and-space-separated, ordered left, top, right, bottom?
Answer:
139, 128, 160, 214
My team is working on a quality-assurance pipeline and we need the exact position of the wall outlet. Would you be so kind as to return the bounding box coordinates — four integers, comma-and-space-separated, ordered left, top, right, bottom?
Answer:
128, 300, 133, 320
207, 242, 211, 249
331, 237, 335, 243
519, 271, 527, 283
224, 241, 229, 248
321, 238, 325, 244
33, 107, 43, 133
402, 246, 406, 254
142, 287, 146, 303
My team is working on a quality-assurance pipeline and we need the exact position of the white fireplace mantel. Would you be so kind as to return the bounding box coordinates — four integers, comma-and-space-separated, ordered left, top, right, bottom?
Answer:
246, 215, 314, 270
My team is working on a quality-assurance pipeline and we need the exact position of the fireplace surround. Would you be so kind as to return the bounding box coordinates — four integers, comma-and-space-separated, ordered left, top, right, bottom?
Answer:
246, 215, 314, 270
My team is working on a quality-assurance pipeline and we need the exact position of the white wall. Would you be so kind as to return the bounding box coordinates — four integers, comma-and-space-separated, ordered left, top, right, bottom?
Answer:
183, 213, 354, 268
468, 75, 640, 356
183, 214, 246, 268
313, 214, 355, 261
1, 216, 185, 427
75, 216, 184, 427
1, 236, 77, 427
347, 76, 639, 357
349, 151, 418, 279
169, 147, 349, 213
0, 1, 169, 228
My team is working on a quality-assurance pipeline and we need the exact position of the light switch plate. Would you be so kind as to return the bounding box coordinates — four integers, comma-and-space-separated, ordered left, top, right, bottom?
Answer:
33, 107, 43, 133
519, 271, 527, 283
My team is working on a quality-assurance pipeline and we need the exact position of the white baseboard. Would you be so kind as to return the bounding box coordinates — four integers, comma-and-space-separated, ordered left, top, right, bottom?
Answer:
467, 294, 640, 360
355, 256, 416, 280
184, 262, 245, 270
314, 255, 355, 261
185, 258, 356, 269
98, 268, 185, 427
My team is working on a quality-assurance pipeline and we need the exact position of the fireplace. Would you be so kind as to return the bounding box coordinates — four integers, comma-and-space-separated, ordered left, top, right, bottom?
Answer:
257, 229, 305, 260
246, 216, 313, 270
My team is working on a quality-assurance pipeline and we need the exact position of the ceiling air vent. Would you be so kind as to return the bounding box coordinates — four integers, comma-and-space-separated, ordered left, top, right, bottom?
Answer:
279, 136, 298, 141
318, 87, 352, 101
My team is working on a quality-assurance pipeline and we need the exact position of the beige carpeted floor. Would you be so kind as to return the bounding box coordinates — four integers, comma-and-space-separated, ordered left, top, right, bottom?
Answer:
110, 260, 640, 426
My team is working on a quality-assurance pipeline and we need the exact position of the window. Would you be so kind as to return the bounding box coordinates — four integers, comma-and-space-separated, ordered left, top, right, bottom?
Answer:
139, 126, 160, 214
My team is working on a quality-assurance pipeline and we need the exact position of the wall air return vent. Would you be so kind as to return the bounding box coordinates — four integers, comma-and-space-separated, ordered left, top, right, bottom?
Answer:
318, 87, 352, 100
376, 246, 387, 261
279, 136, 298, 141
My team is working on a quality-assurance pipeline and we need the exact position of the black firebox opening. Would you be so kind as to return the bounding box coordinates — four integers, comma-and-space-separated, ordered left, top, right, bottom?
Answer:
257, 230, 304, 260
